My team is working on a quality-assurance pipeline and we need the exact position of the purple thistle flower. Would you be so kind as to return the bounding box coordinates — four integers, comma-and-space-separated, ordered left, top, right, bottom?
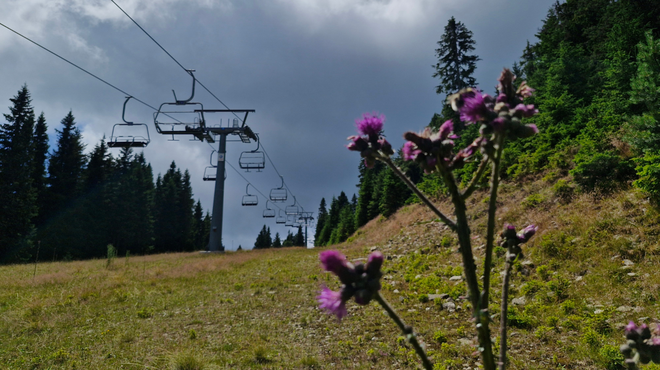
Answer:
459, 91, 491, 123
356, 112, 385, 136
402, 141, 420, 161
512, 104, 539, 118
318, 287, 347, 320
517, 224, 538, 243
320, 250, 355, 285
366, 251, 384, 277
347, 136, 369, 152
438, 120, 454, 140
516, 81, 535, 98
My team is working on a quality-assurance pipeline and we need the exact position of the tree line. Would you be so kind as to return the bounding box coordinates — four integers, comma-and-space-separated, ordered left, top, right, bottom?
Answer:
0, 85, 210, 263
253, 225, 305, 249
315, 0, 660, 245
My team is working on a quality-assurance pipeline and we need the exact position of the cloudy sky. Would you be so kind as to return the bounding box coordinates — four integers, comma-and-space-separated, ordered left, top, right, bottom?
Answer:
0, 0, 557, 250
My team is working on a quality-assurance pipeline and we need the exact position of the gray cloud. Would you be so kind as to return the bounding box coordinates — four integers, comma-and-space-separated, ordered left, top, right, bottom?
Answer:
0, 0, 556, 250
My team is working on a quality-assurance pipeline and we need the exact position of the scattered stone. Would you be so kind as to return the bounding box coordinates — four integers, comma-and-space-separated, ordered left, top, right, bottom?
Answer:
449, 275, 463, 281
594, 309, 604, 314
512, 297, 526, 306
616, 306, 633, 312
575, 276, 583, 282
621, 265, 633, 270
634, 307, 644, 313
370, 246, 378, 252
639, 317, 649, 322
458, 338, 472, 346
443, 302, 456, 312
521, 260, 534, 267
623, 259, 634, 266
627, 272, 637, 277
393, 289, 400, 294
414, 274, 422, 280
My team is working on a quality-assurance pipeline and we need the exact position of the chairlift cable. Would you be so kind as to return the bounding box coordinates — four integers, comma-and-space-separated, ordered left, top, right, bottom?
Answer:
110, 0, 307, 212
110, 0, 244, 124
0, 21, 184, 125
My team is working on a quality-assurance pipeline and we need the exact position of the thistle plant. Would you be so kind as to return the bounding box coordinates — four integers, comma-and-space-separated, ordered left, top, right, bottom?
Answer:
620, 322, 660, 369
318, 68, 539, 370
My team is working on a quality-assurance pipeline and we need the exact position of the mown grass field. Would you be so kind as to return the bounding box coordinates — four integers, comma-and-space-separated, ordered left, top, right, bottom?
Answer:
4, 174, 660, 369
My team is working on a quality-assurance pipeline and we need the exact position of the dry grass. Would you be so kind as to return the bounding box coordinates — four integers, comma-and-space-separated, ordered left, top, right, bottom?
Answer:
3, 175, 660, 369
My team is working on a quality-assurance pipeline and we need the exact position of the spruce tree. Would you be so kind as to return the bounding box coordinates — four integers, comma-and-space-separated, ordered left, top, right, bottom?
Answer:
46, 111, 86, 216
314, 198, 328, 246
432, 16, 479, 96
0, 85, 37, 260
31, 112, 48, 225
273, 232, 282, 248
295, 226, 305, 247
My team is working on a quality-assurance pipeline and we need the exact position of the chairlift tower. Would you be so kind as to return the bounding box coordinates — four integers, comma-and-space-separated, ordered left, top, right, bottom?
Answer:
152, 70, 257, 252
297, 211, 314, 248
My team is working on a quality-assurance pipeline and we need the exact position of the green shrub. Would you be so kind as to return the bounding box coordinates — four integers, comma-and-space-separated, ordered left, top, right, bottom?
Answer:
552, 179, 574, 201
507, 307, 535, 329
539, 231, 571, 259
634, 152, 660, 202
598, 345, 625, 370
106, 244, 117, 269
432, 331, 448, 344
173, 354, 205, 370
571, 153, 635, 192
522, 193, 545, 209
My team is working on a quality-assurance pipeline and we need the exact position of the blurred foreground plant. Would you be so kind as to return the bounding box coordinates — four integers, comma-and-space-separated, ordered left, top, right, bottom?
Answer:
319, 68, 539, 370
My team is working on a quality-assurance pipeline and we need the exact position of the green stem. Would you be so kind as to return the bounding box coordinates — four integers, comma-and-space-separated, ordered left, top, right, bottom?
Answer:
499, 252, 514, 370
461, 155, 490, 200
440, 167, 496, 370
481, 133, 505, 310
373, 292, 433, 370
381, 156, 457, 230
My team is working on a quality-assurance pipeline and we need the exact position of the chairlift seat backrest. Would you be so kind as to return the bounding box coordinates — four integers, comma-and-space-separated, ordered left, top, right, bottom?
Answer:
276, 211, 286, 224
203, 166, 216, 181
269, 188, 287, 202
238, 151, 266, 171
242, 195, 258, 206
285, 205, 299, 215
263, 209, 275, 218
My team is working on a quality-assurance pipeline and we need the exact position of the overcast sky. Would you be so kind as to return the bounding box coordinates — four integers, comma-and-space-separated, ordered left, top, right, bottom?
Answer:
0, 0, 557, 250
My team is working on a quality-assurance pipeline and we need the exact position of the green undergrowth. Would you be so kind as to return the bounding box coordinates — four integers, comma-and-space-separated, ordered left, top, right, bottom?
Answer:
2, 178, 660, 369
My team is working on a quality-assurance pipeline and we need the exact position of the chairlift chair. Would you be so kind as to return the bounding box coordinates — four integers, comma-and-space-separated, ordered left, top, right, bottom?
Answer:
263, 201, 276, 218
270, 176, 288, 202
285, 196, 300, 215
108, 96, 151, 148
285, 214, 295, 227
276, 210, 286, 224
203, 150, 221, 181
242, 184, 258, 206
238, 134, 265, 172
153, 70, 213, 142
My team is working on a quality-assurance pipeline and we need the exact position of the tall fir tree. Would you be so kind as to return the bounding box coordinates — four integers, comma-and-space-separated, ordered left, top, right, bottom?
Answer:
432, 16, 479, 96
0, 85, 37, 260
31, 112, 48, 225
314, 198, 328, 246
46, 111, 86, 216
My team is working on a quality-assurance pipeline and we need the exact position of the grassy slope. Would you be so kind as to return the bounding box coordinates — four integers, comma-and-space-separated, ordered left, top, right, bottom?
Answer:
3, 175, 660, 369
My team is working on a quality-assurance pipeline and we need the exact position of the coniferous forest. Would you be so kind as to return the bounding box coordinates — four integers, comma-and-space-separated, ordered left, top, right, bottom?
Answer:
0, 85, 210, 263
316, 0, 660, 246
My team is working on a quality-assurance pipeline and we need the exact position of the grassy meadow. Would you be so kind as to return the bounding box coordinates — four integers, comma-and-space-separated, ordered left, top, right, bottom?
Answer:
3, 175, 660, 369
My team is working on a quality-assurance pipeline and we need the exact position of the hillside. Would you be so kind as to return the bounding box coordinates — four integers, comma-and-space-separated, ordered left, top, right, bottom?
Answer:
2, 173, 660, 369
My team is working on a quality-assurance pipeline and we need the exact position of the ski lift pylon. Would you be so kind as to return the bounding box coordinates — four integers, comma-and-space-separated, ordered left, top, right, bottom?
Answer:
238, 134, 265, 171
108, 96, 151, 148
242, 184, 258, 206
269, 176, 287, 202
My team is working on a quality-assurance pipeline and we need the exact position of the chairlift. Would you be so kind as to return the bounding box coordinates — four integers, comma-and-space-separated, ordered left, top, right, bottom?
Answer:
203, 151, 224, 181
285, 214, 295, 227
238, 134, 265, 172
269, 176, 288, 202
153, 70, 212, 142
285, 196, 300, 215
108, 96, 151, 148
276, 210, 286, 224
263, 200, 276, 218
242, 184, 258, 206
